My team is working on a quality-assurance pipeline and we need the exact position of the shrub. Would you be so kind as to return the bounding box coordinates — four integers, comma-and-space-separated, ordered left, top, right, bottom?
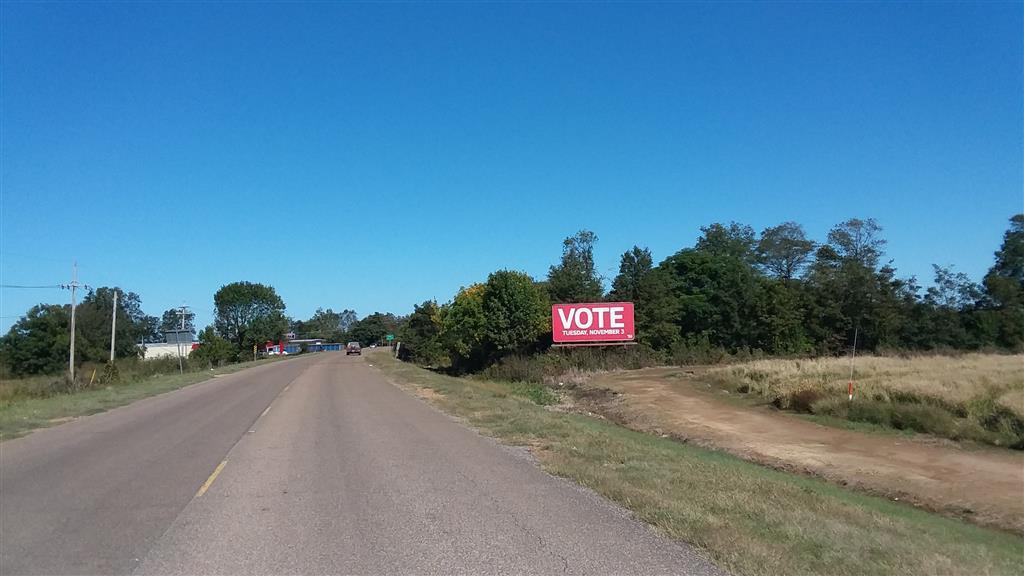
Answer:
480, 346, 664, 384
810, 395, 1023, 448
509, 382, 559, 405
670, 340, 729, 365
99, 362, 121, 385
786, 389, 822, 413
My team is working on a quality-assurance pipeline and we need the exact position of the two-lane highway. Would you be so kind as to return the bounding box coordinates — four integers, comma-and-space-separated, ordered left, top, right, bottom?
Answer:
1, 352, 723, 575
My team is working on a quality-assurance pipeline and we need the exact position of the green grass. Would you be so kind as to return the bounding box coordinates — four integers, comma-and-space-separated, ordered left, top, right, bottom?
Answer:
0, 357, 288, 441
372, 353, 1024, 576
795, 412, 918, 437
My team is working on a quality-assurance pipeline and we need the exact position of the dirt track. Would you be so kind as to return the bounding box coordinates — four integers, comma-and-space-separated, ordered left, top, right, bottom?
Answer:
584, 367, 1024, 534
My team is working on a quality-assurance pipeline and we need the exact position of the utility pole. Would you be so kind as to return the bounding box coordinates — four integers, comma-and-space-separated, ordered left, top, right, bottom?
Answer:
848, 324, 859, 401
175, 305, 190, 374
61, 263, 88, 384
109, 289, 118, 363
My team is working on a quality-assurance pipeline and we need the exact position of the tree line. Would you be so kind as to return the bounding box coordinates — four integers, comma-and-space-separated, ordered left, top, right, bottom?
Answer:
4, 214, 1019, 377
396, 215, 1024, 370
0, 279, 389, 376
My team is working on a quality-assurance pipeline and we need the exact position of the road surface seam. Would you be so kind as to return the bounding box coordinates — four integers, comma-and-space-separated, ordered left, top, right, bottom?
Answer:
127, 366, 308, 570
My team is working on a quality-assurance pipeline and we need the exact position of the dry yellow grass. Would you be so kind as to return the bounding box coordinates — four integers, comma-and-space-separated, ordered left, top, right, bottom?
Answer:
708, 353, 1024, 417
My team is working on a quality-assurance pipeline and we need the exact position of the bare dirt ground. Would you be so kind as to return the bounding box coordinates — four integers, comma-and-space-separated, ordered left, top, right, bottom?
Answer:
579, 367, 1024, 534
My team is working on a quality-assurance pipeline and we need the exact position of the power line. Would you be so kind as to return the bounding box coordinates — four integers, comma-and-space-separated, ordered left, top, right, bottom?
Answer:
1, 284, 62, 289
0, 251, 75, 265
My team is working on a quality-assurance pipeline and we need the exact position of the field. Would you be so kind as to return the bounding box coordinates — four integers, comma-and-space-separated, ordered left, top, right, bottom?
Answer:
370, 352, 1024, 576
705, 353, 1024, 447
585, 366, 1024, 533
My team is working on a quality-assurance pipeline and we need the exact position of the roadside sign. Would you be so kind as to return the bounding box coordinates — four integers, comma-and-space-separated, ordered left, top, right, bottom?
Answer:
552, 302, 635, 343
385, 334, 395, 342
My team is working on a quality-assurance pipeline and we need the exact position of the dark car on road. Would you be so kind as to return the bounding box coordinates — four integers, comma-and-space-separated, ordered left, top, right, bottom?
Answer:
346, 342, 361, 355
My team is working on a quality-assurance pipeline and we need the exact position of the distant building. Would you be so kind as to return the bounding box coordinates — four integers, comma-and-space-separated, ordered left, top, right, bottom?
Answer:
141, 330, 197, 360
143, 342, 198, 360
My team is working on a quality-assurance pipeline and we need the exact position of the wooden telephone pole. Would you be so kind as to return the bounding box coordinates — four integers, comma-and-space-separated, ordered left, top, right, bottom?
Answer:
61, 263, 88, 383
109, 289, 118, 363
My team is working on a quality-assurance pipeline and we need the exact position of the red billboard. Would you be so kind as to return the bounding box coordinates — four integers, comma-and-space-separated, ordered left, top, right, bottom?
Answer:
552, 302, 635, 343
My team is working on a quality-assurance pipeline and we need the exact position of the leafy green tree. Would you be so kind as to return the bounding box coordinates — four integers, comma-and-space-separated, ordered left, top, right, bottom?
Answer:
757, 222, 815, 280
303, 308, 347, 341
397, 300, 445, 364
138, 315, 161, 344
695, 222, 757, 264
826, 218, 886, 269
610, 246, 653, 302
190, 326, 237, 367
633, 268, 680, 350
756, 277, 812, 354
441, 284, 488, 371
482, 270, 549, 356
925, 265, 982, 310
73, 288, 148, 362
659, 249, 767, 350
213, 282, 288, 353
983, 214, 1024, 307
980, 214, 1024, 349
338, 309, 358, 334
0, 304, 70, 375
802, 220, 891, 351
547, 230, 604, 303
289, 318, 308, 337
347, 312, 403, 346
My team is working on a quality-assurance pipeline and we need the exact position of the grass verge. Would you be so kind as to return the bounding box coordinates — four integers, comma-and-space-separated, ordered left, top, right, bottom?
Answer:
0, 357, 287, 441
372, 353, 1024, 576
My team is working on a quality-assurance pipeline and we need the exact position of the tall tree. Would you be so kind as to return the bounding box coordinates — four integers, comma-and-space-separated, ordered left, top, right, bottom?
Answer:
695, 222, 757, 264
190, 326, 237, 367
74, 288, 148, 361
305, 308, 344, 340
482, 270, 549, 356
981, 214, 1024, 349
138, 315, 161, 344
826, 218, 886, 269
0, 304, 70, 376
806, 220, 907, 352
659, 249, 769, 351
983, 214, 1024, 307
441, 284, 488, 371
338, 309, 358, 334
757, 222, 815, 280
213, 281, 288, 353
547, 230, 604, 303
633, 268, 681, 350
610, 246, 653, 302
347, 312, 403, 345
398, 300, 445, 364
925, 265, 982, 310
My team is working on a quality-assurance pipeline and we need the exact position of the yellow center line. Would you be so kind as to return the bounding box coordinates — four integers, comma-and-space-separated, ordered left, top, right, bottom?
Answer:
195, 459, 228, 497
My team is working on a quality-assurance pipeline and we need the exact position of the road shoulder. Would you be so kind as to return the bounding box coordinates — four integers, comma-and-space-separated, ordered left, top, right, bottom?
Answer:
368, 351, 1024, 576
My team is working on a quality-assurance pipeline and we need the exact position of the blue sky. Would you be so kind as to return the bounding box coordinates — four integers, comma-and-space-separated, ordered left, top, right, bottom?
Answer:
2, 2, 1021, 333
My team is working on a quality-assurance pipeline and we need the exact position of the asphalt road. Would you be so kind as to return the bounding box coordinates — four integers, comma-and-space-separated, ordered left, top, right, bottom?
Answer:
1, 352, 723, 575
